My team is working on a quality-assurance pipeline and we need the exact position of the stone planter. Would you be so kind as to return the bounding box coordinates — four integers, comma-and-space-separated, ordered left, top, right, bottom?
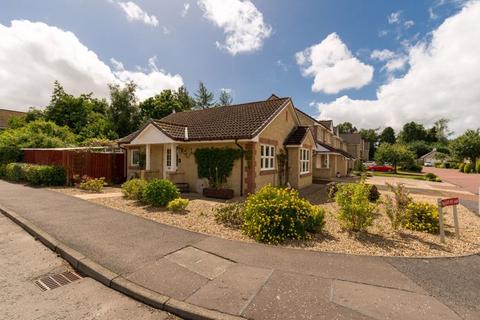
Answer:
202, 188, 234, 200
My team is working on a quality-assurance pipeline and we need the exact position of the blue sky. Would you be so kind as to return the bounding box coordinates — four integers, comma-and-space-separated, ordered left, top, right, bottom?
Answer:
0, 0, 478, 134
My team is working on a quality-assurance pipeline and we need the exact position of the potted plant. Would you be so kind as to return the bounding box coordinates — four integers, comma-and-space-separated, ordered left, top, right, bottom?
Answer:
194, 148, 242, 200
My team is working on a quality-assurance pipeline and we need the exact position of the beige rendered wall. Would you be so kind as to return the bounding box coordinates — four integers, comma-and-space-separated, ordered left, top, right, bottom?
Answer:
255, 103, 298, 191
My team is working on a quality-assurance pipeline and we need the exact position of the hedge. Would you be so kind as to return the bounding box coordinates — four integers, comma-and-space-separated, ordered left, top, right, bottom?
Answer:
2, 162, 66, 186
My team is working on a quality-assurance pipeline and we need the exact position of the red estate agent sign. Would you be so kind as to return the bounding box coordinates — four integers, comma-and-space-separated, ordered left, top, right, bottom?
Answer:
440, 197, 459, 207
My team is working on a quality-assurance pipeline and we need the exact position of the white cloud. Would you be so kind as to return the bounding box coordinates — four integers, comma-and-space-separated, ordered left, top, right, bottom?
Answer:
378, 30, 389, 37
181, 3, 190, 17
197, 0, 272, 55
118, 1, 159, 27
370, 49, 395, 61
316, 1, 480, 135
296, 33, 374, 94
404, 20, 415, 28
388, 11, 402, 24
429, 7, 438, 19
0, 20, 183, 110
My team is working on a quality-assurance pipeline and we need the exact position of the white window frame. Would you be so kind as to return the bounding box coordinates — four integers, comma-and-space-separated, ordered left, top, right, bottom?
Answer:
131, 149, 140, 167
300, 148, 310, 174
260, 144, 275, 171
166, 148, 172, 167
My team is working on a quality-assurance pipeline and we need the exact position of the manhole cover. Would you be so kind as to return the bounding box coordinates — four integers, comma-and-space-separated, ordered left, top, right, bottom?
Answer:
34, 271, 82, 291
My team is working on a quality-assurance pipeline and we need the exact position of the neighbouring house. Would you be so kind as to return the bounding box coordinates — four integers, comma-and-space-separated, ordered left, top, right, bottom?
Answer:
295, 110, 355, 180
0, 109, 25, 130
418, 148, 440, 165
118, 94, 353, 196
340, 133, 370, 162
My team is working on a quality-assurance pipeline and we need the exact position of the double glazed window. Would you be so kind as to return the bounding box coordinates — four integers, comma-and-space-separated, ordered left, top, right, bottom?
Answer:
260, 144, 275, 170
131, 149, 140, 166
300, 148, 310, 174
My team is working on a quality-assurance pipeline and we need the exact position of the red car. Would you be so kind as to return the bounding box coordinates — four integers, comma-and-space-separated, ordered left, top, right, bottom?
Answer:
368, 164, 394, 172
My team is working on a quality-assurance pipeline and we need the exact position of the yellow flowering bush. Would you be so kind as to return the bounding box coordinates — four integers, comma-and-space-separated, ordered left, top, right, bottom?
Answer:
403, 202, 439, 233
167, 198, 189, 212
335, 182, 377, 231
243, 185, 325, 244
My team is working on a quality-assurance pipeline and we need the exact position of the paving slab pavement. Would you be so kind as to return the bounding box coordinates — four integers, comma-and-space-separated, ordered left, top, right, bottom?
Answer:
0, 180, 478, 320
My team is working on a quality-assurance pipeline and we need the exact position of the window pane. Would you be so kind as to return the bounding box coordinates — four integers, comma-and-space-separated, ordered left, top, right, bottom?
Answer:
261, 145, 264, 156
270, 158, 274, 168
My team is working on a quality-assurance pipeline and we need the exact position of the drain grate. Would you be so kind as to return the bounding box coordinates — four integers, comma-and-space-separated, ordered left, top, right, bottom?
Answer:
34, 271, 82, 291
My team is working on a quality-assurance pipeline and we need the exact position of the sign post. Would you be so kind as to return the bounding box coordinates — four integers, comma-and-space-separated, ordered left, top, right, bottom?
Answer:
437, 199, 446, 243
438, 197, 460, 242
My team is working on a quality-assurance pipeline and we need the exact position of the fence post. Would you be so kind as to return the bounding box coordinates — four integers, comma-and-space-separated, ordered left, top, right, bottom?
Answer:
437, 198, 445, 243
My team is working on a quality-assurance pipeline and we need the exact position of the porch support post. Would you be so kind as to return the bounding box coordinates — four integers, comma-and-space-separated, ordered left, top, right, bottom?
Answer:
163, 144, 168, 179
171, 143, 177, 172
146, 144, 151, 171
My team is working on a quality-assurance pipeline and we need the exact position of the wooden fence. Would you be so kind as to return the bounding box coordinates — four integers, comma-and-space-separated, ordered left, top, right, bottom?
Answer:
23, 149, 126, 184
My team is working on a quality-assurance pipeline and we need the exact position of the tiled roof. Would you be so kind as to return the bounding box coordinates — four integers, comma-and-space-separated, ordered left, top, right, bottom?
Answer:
294, 108, 330, 130
284, 126, 309, 145
340, 133, 362, 144
318, 120, 333, 130
155, 97, 290, 141
316, 141, 355, 159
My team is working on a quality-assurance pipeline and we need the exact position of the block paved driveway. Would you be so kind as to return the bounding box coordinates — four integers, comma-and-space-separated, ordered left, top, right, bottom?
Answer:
1, 180, 479, 320
423, 167, 480, 195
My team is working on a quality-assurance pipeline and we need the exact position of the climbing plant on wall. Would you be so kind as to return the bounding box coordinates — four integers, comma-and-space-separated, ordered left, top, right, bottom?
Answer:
194, 148, 242, 188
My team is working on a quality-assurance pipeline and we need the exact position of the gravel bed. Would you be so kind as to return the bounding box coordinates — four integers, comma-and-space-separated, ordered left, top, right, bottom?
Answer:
51, 186, 480, 257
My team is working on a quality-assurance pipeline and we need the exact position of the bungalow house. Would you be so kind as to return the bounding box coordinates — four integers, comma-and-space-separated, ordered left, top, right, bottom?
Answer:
118, 95, 354, 196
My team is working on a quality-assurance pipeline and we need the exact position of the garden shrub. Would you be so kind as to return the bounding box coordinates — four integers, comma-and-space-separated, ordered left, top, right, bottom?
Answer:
121, 178, 148, 200
167, 198, 189, 212
403, 202, 439, 233
476, 160, 480, 174
463, 163, 472, 173
214, 202, 245, 229
0, 146, 22, 164
79, 177, 105, 192
5, 163, 27, 181
3, 163, 65, 185
335, 182, 377, 232
383, 183, 412, 230
24, 164, 66, 186
0, 164, 6, 177
368, 185, 381, 202
424, 173, 438, 181
327, 182, 338, 201
304, 207, 326, 233
458, 163, 465, 172
401, 163, 423, 173
142, 179, 180, 207
194, 148, 242, 188
243, 185, 325, 244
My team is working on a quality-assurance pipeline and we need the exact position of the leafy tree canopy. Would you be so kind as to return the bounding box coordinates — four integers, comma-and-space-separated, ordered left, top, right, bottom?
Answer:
450, 129, 480, 163
398, 121, 427, 143
107, 81, 141, 138
379, 127, 396, 144
217, 89, 233, 106
337, 122, 357, 134
374, 143, 415, 173
194, 81, 215, 109
0, 120, 77, 148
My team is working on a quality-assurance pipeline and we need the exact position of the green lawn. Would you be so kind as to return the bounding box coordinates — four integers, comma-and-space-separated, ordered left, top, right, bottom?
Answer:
370, 171, 428, 181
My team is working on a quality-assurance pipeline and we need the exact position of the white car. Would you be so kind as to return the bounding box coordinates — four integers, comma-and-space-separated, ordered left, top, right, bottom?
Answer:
424, 161, 433, 167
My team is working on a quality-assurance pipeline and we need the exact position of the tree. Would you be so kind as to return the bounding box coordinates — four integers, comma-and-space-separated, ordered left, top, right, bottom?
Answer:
450, 129, 480, 165
434, 118, 453, 144
107, 81, 141, 138
25, 107, 45, 123
398, 122, 427, 143
0, 120, 77, 148
359, 128, 379, 159
175, 86, 195, 111
337, 122, 357, 134
194, 81, 215, 109
407, 140, 432, 158
379, 127, 396, 144
139, 89, 182, 120
374, 143, 416, 173
217, 89, 233, 106
425, 126, 438, 143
